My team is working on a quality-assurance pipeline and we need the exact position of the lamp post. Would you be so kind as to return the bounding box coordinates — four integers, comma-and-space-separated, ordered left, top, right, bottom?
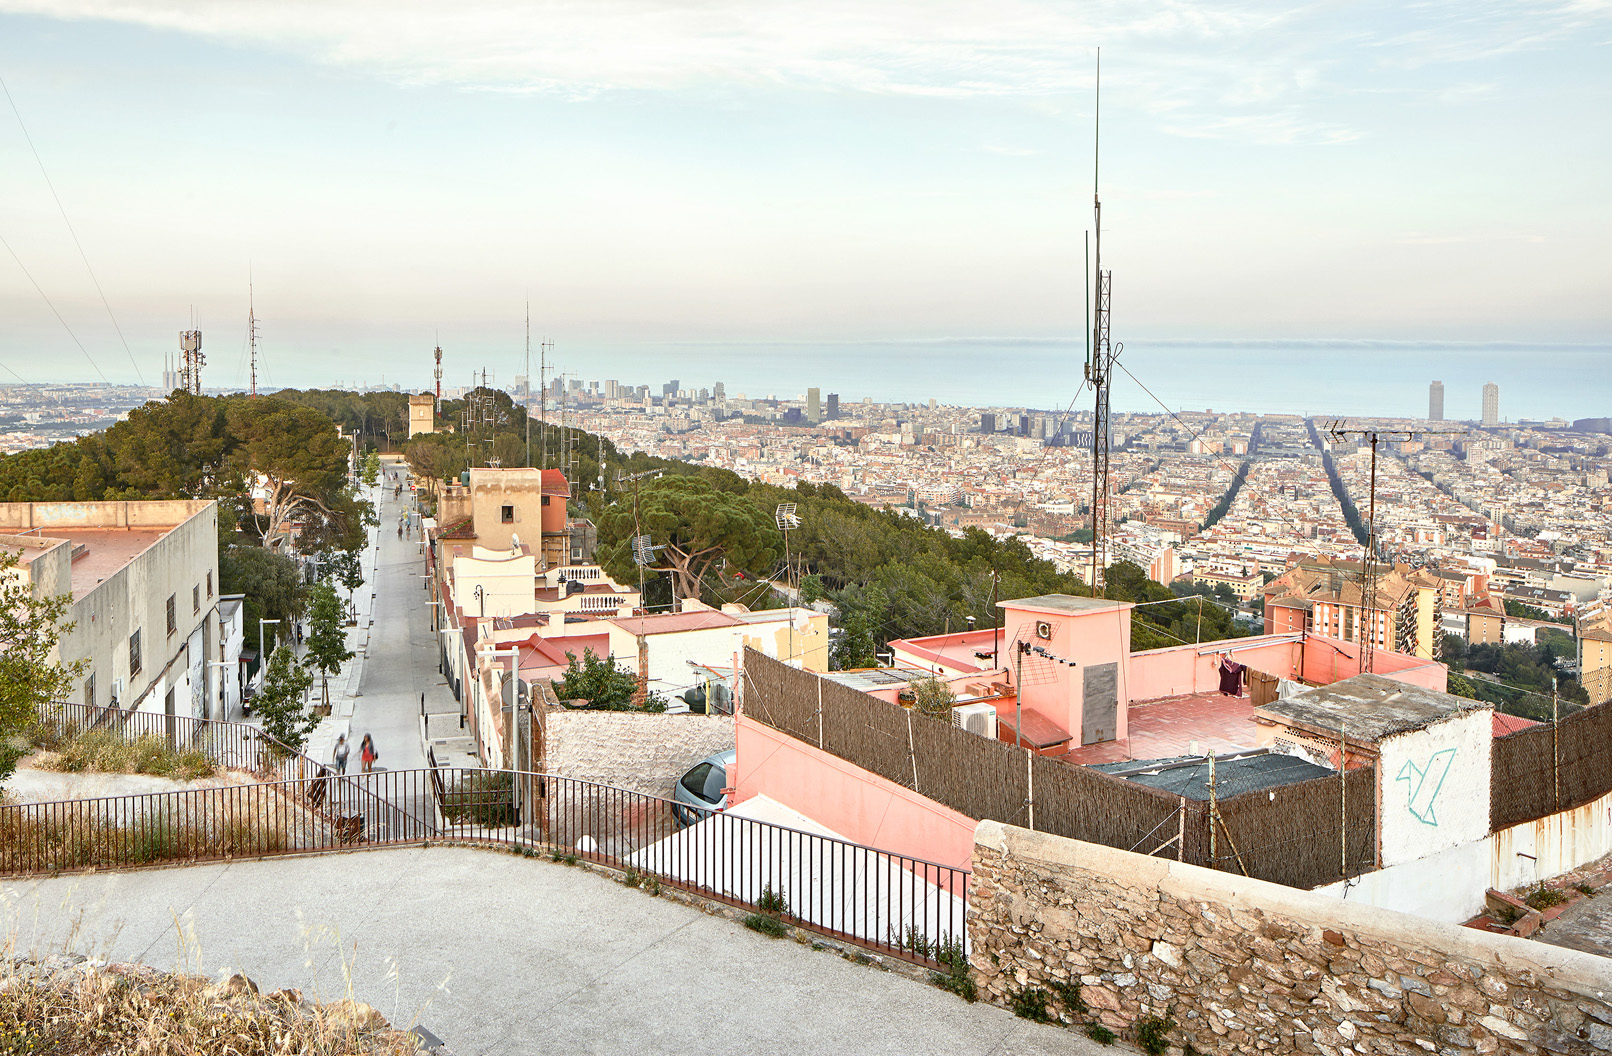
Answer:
205, 659, 236, 721
473, 584, 486, 620
484, 645, 522, 826
259, 618, 281, 659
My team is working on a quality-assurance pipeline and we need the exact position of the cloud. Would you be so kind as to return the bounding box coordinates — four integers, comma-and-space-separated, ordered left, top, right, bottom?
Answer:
2, 0, 1606, 145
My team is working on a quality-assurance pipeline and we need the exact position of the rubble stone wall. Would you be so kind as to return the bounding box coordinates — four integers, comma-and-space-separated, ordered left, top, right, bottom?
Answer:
970, 820, 1612, 1055
543, 710, 733, 797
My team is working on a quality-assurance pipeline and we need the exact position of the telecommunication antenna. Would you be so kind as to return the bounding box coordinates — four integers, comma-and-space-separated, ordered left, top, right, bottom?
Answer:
178, 329, 203, 395
1085, 49, 1120, 592
538, 338, 551, 469
247, 278, 260, 398
1324, 420, 1468, 671
524, 302, 532, 467
433, 345, 443, 401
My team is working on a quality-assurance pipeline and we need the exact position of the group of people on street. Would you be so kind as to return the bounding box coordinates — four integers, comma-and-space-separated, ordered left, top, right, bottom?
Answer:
332, 733, 378, 774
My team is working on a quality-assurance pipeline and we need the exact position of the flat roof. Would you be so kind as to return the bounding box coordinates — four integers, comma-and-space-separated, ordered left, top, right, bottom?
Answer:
822, 666, 933, 692
1257, 673, 1485, 743
998, 593, 1131, 616
1091, 751, 1333, 801
55, 529, 172, 600
607, 609, 741, 635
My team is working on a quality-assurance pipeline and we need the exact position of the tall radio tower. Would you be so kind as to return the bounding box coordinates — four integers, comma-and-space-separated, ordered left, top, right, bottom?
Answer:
1085, 49, 1119, 593
433, 345, 444, 400
247, 279, 261, 398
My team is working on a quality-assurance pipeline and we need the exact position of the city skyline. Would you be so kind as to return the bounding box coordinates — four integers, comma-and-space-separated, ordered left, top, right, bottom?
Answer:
1, 1, 1608, 412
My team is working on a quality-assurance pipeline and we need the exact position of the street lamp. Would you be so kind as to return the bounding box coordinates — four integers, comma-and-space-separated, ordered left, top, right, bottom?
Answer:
205, 659, 236, 720
259, 618, 281, 659
473, 584, 486, 620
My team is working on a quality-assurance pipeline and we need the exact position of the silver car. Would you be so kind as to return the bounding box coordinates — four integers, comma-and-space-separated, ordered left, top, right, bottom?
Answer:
671, 748, 736, 826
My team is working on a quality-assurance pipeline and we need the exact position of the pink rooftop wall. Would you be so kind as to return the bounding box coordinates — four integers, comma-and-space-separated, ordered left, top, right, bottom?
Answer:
1127, 633, 1447, 701
998, 600, 1132, 745
732, 715, 977, 871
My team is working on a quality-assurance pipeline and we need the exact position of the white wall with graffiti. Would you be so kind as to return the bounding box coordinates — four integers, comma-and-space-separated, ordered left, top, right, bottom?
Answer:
1375, 708, 1492, 868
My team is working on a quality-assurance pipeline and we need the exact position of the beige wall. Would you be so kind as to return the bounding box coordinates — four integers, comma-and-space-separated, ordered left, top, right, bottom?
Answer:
971, 820, 1612, 1053
0, 501, 221, 717
543, 710, 734, 796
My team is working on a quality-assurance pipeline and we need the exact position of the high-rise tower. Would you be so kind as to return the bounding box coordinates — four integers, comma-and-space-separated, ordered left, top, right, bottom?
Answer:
1429, 381, 1444, 421
1482, 382, 1499, 426
806, 387, 821, 423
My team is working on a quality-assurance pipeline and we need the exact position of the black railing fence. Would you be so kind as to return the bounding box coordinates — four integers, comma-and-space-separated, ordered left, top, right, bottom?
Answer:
12, 705, 967, 967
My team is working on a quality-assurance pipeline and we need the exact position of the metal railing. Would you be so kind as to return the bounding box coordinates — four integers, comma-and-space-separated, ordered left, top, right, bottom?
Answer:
15, 706, 969, 967
33, 701, 319, 781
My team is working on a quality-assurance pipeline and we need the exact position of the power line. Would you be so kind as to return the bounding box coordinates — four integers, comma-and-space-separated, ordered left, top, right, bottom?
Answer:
0, 227, 110, 384
1, 72, 143, 384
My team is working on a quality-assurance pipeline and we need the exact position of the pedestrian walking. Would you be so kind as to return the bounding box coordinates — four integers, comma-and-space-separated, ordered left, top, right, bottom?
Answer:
333, 734, 350, 774
359, 733, 378, 773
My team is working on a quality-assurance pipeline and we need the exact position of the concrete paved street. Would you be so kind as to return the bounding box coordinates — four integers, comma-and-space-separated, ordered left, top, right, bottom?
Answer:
304, 462, 455, 775
2, 846, 1117, 1056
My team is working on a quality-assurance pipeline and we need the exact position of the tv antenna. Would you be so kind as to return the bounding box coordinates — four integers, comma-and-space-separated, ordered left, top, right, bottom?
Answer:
1324, 420, 1468, 671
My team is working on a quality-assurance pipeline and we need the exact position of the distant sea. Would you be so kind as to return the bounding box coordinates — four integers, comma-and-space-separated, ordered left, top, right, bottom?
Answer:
550, 338, 1612, 423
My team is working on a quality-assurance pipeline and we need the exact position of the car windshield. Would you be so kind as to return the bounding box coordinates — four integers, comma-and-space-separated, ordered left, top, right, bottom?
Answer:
681, 763, 714, 799
703, 764, 727, 802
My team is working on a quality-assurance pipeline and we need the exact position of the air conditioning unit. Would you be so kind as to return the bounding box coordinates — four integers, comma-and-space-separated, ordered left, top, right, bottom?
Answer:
952, 701, 998, 740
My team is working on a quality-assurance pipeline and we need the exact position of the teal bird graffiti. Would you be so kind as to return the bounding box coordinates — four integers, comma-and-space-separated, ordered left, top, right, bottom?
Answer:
1396, 748, 1457, 826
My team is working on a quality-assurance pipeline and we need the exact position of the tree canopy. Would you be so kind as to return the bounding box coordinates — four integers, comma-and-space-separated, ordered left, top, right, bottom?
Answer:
596, 476, 782, 603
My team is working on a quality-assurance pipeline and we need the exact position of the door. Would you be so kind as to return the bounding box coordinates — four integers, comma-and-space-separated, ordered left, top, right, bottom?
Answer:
1081, 662, 1118, 744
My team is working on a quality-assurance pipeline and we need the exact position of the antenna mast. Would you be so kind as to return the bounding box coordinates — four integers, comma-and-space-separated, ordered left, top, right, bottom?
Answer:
524, 301, 532, 467
433, 344, 443, 401
178, 329, 203, 395
539, 338, 551, 470
1085, 48, 1118, 593
247, 277, 260, 398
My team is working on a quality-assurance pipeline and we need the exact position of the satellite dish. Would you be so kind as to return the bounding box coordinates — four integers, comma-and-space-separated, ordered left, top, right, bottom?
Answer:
510, 532, 522, 551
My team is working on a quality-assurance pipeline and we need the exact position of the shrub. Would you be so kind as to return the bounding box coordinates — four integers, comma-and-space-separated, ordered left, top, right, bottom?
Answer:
928, 936, 975, 1002
756, 883, 789, 917
440, 770, 515, 826
1008, 986, 1054, 1023
1525, 885, 1570, 910
1085, 1023, 1116, 1045
741, 913, 788, 938
1135, 1011, 1174, 1055
1052, 977, 1086, 1015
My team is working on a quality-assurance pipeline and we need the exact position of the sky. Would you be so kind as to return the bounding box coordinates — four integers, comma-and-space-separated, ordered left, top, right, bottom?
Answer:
0, 1, 1608, 417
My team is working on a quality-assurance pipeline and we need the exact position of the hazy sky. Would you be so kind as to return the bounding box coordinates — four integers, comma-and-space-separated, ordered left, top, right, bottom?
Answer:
0, 1, 1608, 401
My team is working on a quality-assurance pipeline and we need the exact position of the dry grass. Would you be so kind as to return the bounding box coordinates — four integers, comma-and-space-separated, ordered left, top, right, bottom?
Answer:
35, 730, 216, 782
0, 961, 420, 1055
0, 794, 299, 874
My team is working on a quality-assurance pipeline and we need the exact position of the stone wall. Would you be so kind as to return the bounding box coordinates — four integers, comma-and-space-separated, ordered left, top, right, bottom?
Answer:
542, 710, 733, 797
970, 820, 1612, 1055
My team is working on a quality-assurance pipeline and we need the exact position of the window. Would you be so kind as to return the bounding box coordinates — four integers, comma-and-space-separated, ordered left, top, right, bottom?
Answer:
193, 585, 201, 613
541, 496, 551, 506
128, 630, 142, 677
501, 505, 515, 523
206, 570, 213, 598
166, 594, 177, 635
84, 674, 94, 707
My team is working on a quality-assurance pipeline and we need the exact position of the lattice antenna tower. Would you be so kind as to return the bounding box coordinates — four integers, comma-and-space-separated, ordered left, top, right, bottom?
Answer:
178, 328, 203, 395
524, 301, 532, 467
433, 344, 443, 401
247, 276, 261, 398
1085, 49, 1120, 592
539, 338, 551, 470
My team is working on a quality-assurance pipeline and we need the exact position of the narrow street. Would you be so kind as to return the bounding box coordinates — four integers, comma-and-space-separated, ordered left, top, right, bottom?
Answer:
304, 461, 455, 776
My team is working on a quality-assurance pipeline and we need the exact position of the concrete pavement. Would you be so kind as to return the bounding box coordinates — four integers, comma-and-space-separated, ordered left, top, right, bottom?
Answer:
1, 846, 1118, 1056
305, 465, 452, 775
